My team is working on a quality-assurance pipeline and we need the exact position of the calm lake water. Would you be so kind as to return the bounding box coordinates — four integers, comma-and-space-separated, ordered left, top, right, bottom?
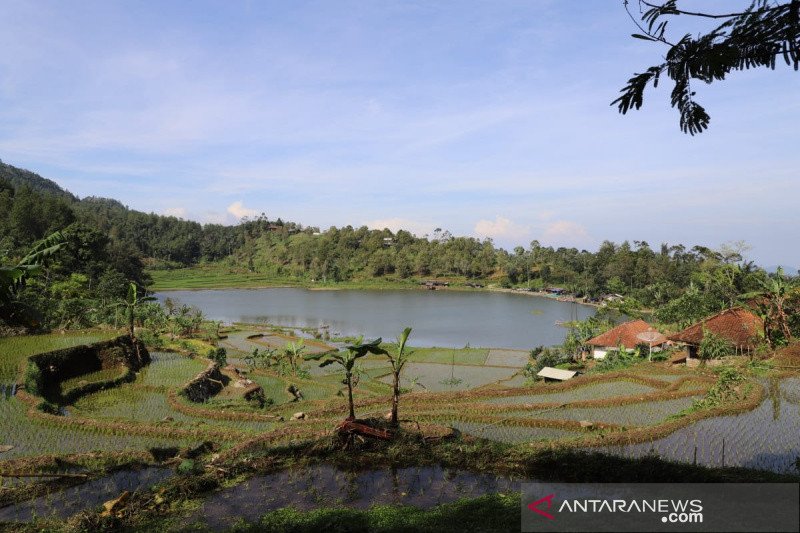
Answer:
157, 288, 594, 350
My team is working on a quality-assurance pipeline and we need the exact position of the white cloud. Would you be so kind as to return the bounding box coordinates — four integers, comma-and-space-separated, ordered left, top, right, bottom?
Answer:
227, 201, 259, 220
365, 217, 436, 237
163, 207, 187, 218
474, 216, 530, 241
201, 211, 229, 225
540, 220, 590, 247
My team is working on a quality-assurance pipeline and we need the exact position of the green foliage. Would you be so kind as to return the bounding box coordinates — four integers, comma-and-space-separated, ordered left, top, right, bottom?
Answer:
0, 231, 65, 326
23, 362, 43, 396
305, 336, 388, 418
698, 330, 734, 361
597, 345, 641, 371
691, 367, 745, 411
207, 347, 227, 366
386, 327, 413, 424
238, 493, 519, 533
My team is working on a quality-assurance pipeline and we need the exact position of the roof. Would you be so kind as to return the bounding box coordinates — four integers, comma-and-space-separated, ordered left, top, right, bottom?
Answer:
537, 367, 577, 381
586, 319, 668, 349
669, 308, 763, 349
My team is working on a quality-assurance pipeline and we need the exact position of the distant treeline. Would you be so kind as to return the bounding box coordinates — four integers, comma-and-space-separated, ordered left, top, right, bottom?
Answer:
0, 160, 792, 328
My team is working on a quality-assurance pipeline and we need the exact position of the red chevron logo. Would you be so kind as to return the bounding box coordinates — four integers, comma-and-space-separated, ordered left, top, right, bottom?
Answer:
528, 493, 556, 520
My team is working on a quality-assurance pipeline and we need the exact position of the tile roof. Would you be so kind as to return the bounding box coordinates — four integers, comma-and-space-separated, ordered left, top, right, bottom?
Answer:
586, 319, 667, 349
668, 308, 763, 348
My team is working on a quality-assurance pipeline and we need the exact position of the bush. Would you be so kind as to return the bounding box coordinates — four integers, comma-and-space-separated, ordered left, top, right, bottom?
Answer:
137, 329, 165, 349
597, 346, 640, 371
523, 346, 569, 378
698, 331, 734, 361
24, 363, 43, 396
207, 347, 227, 366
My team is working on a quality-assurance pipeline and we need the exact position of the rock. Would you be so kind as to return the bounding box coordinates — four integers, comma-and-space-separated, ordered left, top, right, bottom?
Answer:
579, 420, 594, 428
292, 412, 306, 420
101, 491, 130, 517
0, 445, 14, 453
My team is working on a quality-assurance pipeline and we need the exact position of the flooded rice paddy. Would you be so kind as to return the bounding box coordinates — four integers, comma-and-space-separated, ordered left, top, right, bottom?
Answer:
190, 464, 524, 531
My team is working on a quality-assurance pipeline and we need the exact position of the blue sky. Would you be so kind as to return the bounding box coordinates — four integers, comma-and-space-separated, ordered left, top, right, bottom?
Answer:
1, 0, 798, 266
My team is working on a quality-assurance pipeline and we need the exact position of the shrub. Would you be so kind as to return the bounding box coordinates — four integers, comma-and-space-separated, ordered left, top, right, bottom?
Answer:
698, 330, 734, 361
597, 346, 640, 371
24, 363, 43, 396
523, 346, 568, 378
207, 347, 227, 366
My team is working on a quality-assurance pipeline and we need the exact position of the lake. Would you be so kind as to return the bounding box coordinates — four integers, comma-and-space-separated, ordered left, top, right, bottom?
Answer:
156, 288, 594, 350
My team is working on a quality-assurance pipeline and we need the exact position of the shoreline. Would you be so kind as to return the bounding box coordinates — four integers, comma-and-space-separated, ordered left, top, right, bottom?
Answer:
150, 272, 599, 308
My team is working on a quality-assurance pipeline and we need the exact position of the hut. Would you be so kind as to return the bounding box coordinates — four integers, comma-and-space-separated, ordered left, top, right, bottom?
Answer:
586, 319, 668, 360
669, 308, 763, 359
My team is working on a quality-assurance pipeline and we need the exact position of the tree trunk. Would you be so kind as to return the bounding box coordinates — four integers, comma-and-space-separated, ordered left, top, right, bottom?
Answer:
346, 370, 355, 420
391, 370, 400, 426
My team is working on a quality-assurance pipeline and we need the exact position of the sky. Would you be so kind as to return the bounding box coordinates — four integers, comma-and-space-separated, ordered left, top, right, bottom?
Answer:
0, 0, 798, 267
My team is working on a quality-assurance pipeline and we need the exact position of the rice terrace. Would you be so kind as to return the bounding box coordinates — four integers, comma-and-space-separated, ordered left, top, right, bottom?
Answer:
3, 0, 800, 531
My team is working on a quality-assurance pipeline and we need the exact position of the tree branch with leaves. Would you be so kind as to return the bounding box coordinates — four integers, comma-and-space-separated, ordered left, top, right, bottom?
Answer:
614, 0, 800, 134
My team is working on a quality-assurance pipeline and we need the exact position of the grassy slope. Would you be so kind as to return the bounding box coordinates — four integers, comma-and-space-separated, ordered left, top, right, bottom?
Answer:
149, 264, 479, 292
0, 330, 119, 383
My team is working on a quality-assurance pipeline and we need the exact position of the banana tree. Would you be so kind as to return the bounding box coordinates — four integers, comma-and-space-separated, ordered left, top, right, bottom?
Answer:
742, 267, 797, 347
306, 336, 387, 420
283, 339, 306, 375
384, 327, 413, 426
0, 232, 64, 326
121, 282, 156, 339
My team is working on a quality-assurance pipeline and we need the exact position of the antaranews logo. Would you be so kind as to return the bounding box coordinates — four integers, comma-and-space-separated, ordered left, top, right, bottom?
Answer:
521, 483, 798, 533
526, 493, 703, 524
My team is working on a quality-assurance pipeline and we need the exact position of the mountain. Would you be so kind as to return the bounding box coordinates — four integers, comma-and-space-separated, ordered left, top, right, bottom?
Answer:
0, 160, 76, 201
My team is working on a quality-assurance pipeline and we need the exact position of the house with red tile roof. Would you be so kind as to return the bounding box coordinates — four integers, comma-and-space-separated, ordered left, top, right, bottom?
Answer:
586, 319, 668, 360
668, 307, 763, 358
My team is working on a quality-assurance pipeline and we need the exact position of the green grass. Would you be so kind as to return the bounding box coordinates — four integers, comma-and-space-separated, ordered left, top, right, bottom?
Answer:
402, 347, 489, 366
150, 265, 426, 292
0, 397, 190, 460
74, 383, 278, 434
448, 421, 582, 443
0, 331, 119, 383
148, 263, 493, 292
60, 366, 129, 392
485, 381, 658, 405
152, 493, 521, 533
505, 396, 702, 427
379, 362, 517, 392
250, 374, 293, 405
136, 352, 207, 389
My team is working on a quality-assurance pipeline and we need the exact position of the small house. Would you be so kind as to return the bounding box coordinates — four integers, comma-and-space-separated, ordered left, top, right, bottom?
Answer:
668, 308, 763, 360
586, 319, 667, 360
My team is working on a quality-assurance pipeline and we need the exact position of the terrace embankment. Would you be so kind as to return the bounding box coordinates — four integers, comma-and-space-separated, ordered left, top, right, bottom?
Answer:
23, 335, 149, 403
181, 363, 228, 403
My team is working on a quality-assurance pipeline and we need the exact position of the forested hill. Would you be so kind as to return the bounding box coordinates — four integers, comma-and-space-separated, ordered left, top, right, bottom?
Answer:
0, 160, 785, 324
